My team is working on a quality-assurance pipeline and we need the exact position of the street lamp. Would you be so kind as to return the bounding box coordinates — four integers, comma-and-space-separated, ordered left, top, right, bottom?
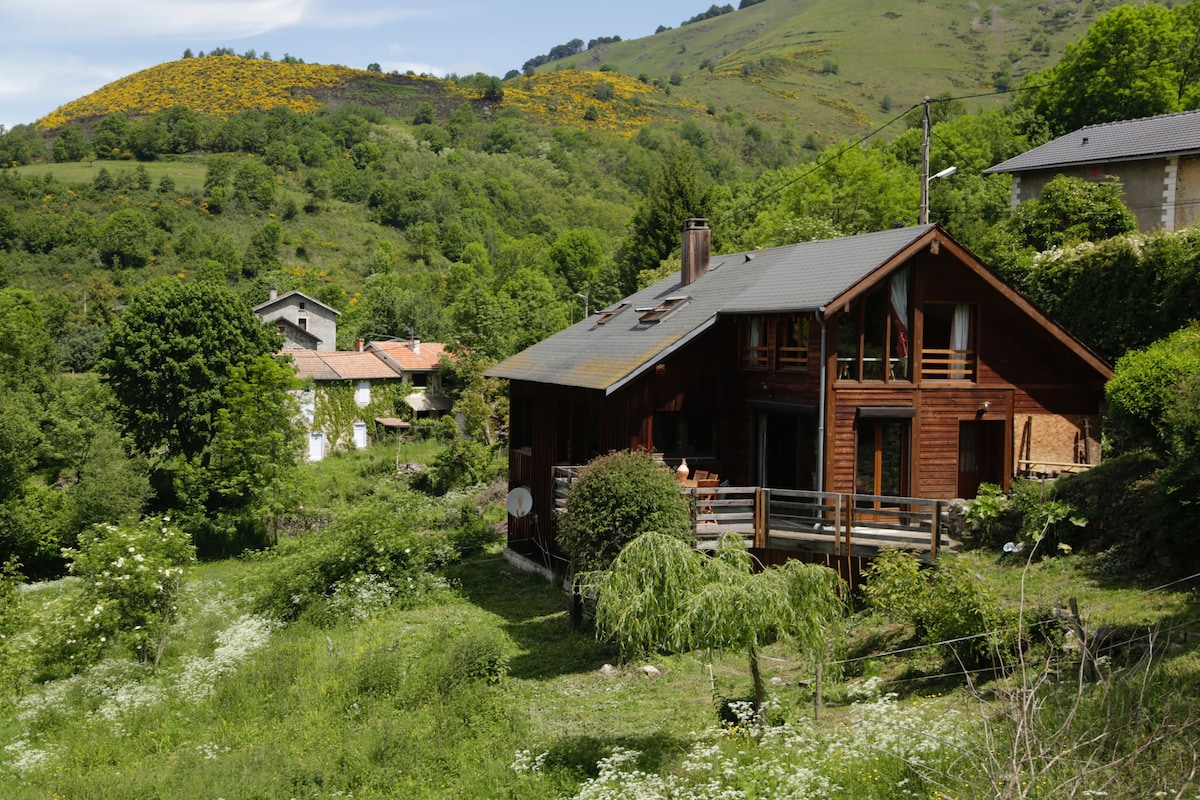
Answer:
920, 165, 956, 225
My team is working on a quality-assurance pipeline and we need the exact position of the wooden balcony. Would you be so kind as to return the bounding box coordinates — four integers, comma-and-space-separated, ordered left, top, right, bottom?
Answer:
921, 348, 976, 380
688, 487, 953, 562
551, 466, 954, 564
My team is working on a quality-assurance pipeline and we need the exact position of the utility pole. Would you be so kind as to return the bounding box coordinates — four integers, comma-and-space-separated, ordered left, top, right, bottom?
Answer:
919, 96, 955, 225
920, 97, 931, 225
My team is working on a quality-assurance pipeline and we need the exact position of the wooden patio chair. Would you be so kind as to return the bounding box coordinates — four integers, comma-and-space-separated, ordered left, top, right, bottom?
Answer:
696, 477, 719, 523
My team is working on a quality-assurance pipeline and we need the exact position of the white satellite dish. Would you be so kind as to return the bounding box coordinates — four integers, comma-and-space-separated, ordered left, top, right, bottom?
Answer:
506, 486, 533, 519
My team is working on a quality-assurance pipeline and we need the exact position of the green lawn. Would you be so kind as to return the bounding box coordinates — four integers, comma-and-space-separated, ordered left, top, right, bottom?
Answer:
15, 158, 208, 191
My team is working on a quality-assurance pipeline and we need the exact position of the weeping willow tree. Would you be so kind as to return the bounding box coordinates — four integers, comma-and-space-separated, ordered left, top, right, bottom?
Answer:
578, 532, 846, 716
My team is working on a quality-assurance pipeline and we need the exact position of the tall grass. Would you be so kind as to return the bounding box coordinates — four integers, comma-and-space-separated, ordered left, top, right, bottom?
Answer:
2, 475, 1198, 798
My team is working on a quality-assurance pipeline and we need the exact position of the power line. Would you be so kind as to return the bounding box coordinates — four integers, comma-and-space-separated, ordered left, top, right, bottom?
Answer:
715, 103, 920, 228
712, 86, 1028, 229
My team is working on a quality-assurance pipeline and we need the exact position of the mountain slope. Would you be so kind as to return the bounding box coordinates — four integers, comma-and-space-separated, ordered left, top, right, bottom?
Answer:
541, 0, 1118, 138
37, 0, 1117, 140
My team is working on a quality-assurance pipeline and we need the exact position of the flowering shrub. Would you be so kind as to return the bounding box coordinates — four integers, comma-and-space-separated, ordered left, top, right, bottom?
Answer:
39, 56, 370, 130
252, 491, 452, 622
497, 71, 702, 137
56, 517, 195, 669
560, 689, 967, 799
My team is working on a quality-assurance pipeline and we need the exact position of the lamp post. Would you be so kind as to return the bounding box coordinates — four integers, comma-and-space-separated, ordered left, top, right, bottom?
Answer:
922, 166, 957, 225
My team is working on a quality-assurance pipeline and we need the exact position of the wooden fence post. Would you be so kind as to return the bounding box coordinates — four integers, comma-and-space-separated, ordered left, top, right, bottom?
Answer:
756, 487, 770, 550
1068, 596, 1097, 683
931, 500, 942, 560
814, 661, 823, 721
843, 495, 853, 560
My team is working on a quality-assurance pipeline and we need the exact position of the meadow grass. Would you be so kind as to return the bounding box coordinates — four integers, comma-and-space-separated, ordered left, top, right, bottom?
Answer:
15, 159, 209, 192
3, 481, 1199, 798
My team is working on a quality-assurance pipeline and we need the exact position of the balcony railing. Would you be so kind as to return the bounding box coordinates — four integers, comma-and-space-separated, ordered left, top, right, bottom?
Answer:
550, 466, 953, 563
921, 348, 976, 380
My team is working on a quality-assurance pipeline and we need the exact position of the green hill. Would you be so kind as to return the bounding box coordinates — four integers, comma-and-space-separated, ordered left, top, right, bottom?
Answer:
530, 0, 1115, 141
35, 1, 1118, 141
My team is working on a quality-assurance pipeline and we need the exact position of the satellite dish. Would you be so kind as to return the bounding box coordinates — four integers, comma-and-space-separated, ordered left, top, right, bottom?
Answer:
1002, 541, 1016, 553
506, 486, 533, 519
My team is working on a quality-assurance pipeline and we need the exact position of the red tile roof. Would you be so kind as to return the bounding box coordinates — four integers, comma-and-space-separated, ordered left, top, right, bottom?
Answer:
368, 341, 448, 372
281, 349, 402, 381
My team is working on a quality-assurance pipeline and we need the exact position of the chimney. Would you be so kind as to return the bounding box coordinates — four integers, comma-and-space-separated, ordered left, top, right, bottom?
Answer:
681, 218, 710, 286
412, 338, 420, 354
356, 338, 364, 352
269, 287, 277, 301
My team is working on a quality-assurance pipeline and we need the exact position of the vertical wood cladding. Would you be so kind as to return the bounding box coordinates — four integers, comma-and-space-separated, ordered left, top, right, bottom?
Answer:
505, 243, 1109, 560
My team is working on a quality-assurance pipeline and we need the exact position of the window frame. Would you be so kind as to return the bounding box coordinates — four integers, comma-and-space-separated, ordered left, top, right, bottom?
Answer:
775, 313, 811, 371
741, 315, 769, 370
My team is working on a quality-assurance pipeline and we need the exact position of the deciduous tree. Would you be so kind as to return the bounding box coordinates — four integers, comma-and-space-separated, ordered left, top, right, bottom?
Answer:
97, 208, 153, 268
1006, 174, 1136, 252
98, 279, 281, 461
1021, 4, 1186, 136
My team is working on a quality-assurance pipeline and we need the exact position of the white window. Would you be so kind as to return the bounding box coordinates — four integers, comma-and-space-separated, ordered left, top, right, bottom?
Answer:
308, 431, 325, 462
299, 391, 315, 424
355, 381, 371, 407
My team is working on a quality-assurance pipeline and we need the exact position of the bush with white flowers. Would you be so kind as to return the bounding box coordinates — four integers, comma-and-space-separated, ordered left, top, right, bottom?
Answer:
58, 517, 195, 669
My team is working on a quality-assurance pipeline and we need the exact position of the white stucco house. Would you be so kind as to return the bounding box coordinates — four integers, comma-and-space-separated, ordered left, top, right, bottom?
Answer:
985, 110, 1200, 233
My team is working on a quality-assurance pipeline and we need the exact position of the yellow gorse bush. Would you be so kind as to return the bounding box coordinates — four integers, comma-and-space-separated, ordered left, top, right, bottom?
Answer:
496, 70, 701, 137
39, 57, 371, 130
40, 58, 703, 137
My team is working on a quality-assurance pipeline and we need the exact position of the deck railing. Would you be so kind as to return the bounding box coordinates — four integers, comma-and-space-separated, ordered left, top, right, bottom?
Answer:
920, 348, 976, 380
550, 466, 952, 561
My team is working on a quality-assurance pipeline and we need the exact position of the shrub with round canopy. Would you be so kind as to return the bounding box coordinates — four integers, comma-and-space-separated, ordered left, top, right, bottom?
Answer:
557, 450, 694, 570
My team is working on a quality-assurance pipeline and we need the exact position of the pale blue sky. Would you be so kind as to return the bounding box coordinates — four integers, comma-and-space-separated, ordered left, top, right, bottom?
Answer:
0, 0, 709, 129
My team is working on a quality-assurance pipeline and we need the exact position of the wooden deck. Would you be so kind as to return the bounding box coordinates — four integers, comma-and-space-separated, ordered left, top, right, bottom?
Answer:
689, 486, 954, 561
552, 467, 955, 562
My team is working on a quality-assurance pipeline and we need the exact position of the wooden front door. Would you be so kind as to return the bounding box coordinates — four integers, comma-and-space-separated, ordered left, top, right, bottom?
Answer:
957, 419, 1006, 498
757, 411, 817, 490
855, 418, 910, 502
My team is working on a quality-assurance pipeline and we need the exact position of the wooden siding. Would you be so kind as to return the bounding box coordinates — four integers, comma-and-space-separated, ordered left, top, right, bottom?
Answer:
504, 239, 1108, 565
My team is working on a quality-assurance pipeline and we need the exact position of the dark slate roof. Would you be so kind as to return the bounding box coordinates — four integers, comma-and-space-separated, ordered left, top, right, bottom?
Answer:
985, 110, 1200, 174
253, 290, 341, 316
272, 317, 323, 347
485, 225, 935, 394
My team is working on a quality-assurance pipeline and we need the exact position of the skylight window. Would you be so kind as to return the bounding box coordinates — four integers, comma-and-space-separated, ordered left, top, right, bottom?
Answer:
596, 303, 630, 324
638, 296, 689, 323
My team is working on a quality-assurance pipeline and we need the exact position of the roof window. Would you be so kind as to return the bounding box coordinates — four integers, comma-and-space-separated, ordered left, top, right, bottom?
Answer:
638, 296, 689, 323
596, 302, 630, 325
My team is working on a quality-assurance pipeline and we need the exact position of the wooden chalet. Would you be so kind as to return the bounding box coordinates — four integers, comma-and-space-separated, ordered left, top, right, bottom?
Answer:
485, 221, 1111, 576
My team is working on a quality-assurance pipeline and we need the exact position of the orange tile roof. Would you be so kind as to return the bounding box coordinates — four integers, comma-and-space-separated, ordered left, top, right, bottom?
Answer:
280, 349, 402, 381
368, 341, 448, 371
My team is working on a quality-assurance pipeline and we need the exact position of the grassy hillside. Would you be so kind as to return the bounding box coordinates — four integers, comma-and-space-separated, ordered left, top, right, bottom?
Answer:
2, 444, 1199, 798
538, 0, 1120, 141
35, 1, 1122, 141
